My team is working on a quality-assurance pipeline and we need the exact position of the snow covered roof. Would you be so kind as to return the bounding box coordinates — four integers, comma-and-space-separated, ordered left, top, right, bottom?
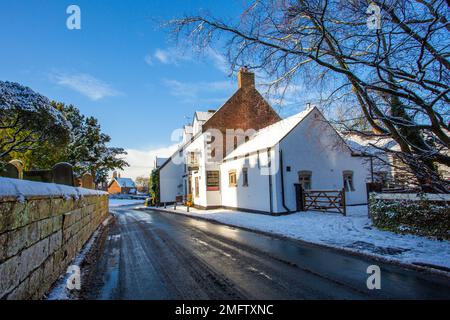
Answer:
342, 132, 399, 155
224, 107, 315, 160
114, 178, 136, 188
195, 111, 214, 122
0, 177, 106, 201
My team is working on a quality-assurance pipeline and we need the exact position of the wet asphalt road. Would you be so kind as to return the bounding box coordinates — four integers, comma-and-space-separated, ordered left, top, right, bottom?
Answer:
80, 206, 450, 300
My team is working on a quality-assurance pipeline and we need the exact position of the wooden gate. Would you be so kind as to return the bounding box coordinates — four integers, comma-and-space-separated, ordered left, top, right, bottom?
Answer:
301, 188, 346, 216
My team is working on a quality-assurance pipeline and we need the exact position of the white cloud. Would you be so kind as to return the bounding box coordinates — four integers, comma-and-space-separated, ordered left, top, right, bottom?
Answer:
146, 47, 230, 74
258, 82, 303, 105
153, 48, 191, 65
205, 48, 229, 74
50, 72, 121, 101
144, 54, 153, 66
163, 79, 233, 103
115, 144, 178, 180
154, 48, 171, 64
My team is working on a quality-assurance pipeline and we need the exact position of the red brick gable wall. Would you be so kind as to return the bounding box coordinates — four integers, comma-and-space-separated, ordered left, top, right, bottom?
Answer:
108, 180, 122, 194
202, 87, 281, 157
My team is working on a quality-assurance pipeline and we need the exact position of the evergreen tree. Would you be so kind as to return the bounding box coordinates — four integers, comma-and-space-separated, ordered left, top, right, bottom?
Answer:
0, 81, 70, 164
149, 169, 160, 205
55, 103, 129, 185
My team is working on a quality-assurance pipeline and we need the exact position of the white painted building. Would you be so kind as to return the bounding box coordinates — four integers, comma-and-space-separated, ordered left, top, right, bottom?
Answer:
221, 107, 370, 214
158, 111, 216, 204
157, 69, 370, 214
343, 132, 450, 189
158, 68, 280, 206
158, 154, 184, 203
159, 106, 370, 214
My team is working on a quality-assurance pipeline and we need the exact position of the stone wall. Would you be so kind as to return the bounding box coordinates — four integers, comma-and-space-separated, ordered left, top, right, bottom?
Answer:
0, 183, 108, 299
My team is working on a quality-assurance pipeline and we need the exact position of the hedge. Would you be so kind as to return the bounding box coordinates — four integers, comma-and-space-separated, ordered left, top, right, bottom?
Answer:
369, 193, 450, 240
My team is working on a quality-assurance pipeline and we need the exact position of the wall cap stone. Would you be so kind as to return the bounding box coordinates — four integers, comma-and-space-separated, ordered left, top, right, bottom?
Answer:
0, 177, 107, 202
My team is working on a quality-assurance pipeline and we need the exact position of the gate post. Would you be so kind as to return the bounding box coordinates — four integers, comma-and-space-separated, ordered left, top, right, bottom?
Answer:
294, 184, 305, 211
341, 188, 346, 216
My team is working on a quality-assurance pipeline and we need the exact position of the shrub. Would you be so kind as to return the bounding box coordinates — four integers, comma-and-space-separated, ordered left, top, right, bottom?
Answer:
369, 193, 450, 240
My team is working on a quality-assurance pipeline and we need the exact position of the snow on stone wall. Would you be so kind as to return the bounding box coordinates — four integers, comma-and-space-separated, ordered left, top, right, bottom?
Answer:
0, 177, 106, 202
0, 179, 109, 300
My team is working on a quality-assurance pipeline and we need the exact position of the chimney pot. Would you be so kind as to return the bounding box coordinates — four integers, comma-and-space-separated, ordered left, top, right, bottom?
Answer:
238, 67, 255, 89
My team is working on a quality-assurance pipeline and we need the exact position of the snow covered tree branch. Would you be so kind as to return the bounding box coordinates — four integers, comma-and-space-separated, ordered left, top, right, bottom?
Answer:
0, 81, 71, 161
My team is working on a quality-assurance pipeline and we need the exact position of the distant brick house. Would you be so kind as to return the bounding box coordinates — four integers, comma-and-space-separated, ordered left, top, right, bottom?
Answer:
108, 177, 137, 195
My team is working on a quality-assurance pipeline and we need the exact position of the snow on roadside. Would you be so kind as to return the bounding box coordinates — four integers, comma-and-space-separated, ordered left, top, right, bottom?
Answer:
46, 216, 111, 300
109, 199, 145, 208
148, 205, 450, 270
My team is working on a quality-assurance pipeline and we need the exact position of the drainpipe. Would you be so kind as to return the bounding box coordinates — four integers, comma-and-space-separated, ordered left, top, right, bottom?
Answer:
370, 155, 374, 183
267, 148, 273, 214
279, 149, 291, 214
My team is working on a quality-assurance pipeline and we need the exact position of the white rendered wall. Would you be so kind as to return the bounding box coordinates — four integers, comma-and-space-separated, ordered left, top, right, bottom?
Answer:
159, 155, 184, 203
220, 149, 274, 212
278, 109, 370, 209
220, 109, 369, 213
184, 133, 222, 208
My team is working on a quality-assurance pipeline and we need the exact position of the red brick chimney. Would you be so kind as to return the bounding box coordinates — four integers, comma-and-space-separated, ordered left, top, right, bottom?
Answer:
238, 66, 255, 89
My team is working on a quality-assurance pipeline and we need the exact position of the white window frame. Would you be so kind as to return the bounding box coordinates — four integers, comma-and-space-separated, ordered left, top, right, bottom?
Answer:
343, 171, 355, 192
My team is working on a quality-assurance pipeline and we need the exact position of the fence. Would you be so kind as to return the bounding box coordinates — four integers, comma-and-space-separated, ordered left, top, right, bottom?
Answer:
365, 182, 422, 205
295, 184, 346, 215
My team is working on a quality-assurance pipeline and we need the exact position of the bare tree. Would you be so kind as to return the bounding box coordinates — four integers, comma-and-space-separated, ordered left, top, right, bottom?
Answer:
168, 0, 449, 192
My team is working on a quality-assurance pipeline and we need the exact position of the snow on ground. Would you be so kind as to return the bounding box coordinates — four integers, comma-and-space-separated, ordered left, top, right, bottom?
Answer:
46, 216, 111, 300
148, 205, 450, 269
109, 198, 145, 208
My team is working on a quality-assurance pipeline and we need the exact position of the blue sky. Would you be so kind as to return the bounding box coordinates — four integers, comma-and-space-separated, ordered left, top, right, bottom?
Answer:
0, 0, 308, 178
